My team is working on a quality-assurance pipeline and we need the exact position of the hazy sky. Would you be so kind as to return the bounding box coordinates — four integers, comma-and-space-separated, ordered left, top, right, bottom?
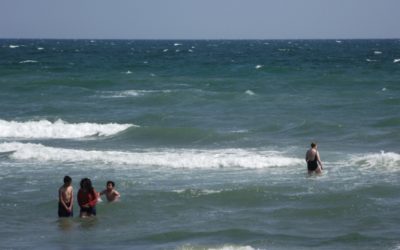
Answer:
1, 0, 399, 39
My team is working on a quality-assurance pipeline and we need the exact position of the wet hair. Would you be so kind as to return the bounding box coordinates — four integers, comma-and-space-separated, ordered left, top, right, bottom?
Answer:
107, 181, 115, 187
80, 178, 96, 196
311, 142, 317, 148
63, 175, 72, 184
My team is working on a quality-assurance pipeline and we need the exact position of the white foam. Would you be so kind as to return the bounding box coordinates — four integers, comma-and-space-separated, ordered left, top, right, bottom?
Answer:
349, 151, 400, 171
0, 119, 134, 139
100, 89, 171, 98
0, 142, 304, 169
19, 60, 38, 64
174, 43, 182, 46
255, 65, 263, 69
366, 59, 377, 62
374, 51, 382, 55
9, 45, 19, 49
245, 90, 255, 96
125, 70, 132, 74
394, 59, 400, 63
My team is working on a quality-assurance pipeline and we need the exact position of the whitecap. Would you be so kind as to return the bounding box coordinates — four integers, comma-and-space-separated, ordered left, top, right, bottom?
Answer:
0, 119, 135, 139
19, 60, 38, 64
163, 49, 169, 52
245, 90, 255, 96
9, 45, 19, 49
336, 40, 342, 44
125, 70, 132, 74
255, 65, 263, 69
37, 47, 44, 50
393, 59, 400, 63
374, 51, 382, 55
366, 59, 377, 62
0, 142, 304, 169
100, 89, 171, 98
174, 43, 182, 46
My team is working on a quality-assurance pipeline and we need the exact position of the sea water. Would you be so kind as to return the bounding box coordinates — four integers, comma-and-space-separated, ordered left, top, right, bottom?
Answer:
0, 39, 399, 250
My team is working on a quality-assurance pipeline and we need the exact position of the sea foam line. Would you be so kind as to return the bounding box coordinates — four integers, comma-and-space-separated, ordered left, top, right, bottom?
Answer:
0, 119, 135, 139
0, 142, 303, 169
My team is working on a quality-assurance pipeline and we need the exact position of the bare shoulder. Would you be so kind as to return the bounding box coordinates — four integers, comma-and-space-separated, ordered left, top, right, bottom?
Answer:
65, 186, 73, 194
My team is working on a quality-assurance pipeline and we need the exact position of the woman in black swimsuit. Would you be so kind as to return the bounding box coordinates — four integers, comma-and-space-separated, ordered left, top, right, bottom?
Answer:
305, 142, 323, 174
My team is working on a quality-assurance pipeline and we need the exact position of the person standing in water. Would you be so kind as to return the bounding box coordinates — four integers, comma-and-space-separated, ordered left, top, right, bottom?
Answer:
99, 181, 120, 202
305, 142, 323, 174
77, 178, 98, 218
58, 176, 74, 217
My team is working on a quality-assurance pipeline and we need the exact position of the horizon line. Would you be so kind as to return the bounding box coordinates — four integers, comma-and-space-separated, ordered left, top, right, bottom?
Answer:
1, 37, 400, 41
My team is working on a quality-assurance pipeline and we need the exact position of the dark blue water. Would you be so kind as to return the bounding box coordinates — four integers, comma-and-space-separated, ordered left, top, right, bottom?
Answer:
0, 39, 399, 250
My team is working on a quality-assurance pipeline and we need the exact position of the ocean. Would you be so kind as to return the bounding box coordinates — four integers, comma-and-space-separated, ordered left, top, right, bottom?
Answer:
0, 39, 399, 250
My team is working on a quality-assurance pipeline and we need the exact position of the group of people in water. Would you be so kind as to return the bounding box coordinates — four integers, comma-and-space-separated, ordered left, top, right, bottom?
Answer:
58, 177, 120, 218
58, 142, 323, 218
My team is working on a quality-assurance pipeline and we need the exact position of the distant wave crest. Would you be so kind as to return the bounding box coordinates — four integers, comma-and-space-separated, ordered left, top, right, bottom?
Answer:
0, 119, 135, 139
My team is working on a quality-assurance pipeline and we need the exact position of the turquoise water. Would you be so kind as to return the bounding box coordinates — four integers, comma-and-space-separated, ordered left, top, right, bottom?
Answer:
0, 39, 399, 249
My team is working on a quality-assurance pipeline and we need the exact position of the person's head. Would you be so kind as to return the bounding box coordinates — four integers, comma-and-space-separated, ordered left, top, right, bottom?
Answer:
63, 176, 72, 186
80, 178, 94, 192
106, 181, 115, 190
311, 142, 317, 149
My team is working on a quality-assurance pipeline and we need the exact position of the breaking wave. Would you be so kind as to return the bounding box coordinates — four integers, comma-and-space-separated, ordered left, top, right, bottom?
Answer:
0, 119, 136, 139
0, 142, 303, 169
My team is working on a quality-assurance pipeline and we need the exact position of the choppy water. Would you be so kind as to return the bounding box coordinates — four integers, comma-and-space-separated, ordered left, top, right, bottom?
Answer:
0, 39, 400, 250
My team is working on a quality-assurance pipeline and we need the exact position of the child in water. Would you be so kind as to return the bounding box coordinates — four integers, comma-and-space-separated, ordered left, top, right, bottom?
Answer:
58, 176, 73, 217
77, 178, 98, 217
100, 181, 121, 202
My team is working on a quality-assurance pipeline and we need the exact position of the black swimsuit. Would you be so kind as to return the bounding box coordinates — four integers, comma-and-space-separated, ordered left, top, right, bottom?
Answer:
307, 154, 319, 171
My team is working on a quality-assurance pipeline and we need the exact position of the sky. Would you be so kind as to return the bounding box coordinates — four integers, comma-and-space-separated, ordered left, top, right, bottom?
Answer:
1, 0, 399, 40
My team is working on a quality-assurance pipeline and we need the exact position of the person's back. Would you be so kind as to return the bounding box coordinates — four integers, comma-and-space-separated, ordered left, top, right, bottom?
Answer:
58, 176, 73, 217
305, 142, 323, 174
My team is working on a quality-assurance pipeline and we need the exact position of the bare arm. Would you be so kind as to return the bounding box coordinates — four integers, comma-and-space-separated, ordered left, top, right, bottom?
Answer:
68, 187, 73, 210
